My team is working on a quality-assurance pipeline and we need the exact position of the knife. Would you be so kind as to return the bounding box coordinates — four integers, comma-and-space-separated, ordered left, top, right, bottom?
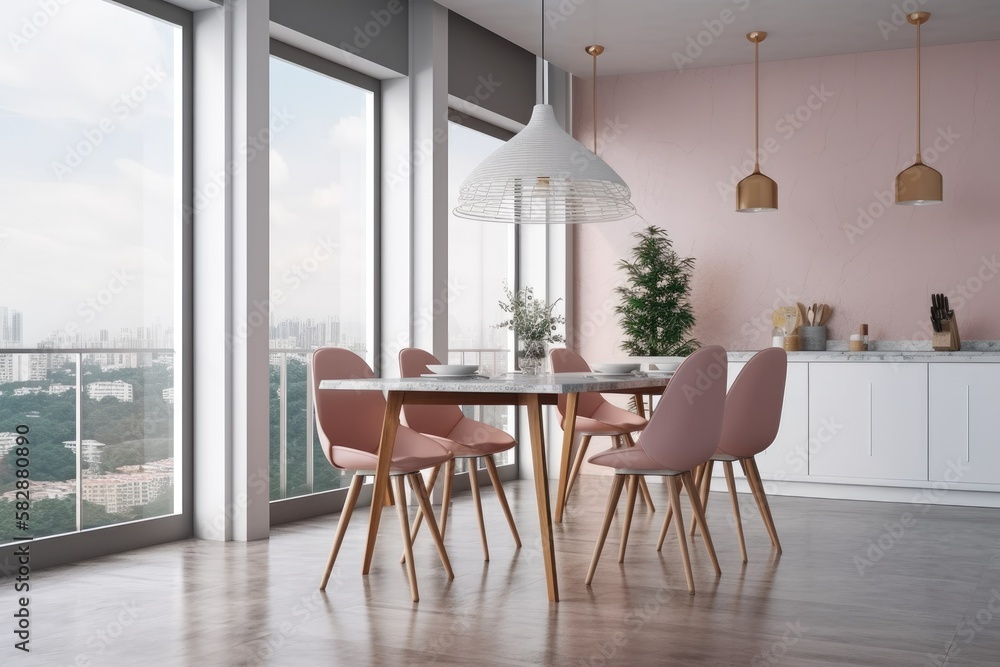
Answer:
931, 306, 941, 332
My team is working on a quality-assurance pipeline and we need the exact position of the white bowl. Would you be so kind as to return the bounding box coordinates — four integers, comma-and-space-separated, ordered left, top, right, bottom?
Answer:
591, 363, 640, 374
425, 364, 479, 375
652, 361, 683, 372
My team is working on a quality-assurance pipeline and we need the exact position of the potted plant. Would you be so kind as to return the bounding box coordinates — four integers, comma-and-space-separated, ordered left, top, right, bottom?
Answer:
496, 283, 565, 374
615, 225, 699, 358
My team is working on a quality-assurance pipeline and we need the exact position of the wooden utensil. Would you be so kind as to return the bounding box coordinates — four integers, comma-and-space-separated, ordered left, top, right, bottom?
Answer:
796, 303, 808, 330
807, 306, 814, 326
818, 304, 833, 326
772, 308, 785, 328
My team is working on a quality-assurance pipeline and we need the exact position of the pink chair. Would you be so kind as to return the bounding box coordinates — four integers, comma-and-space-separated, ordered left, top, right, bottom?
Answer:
548, 348, 654, 514
312, 347, 455, 602
398, 348, 520, 562
676, 347, 786, 562
585, 346, 729, 594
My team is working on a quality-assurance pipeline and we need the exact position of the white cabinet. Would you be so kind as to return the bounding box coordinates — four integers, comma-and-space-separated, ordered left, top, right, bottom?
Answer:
715, 361, 809, 480
808, 363, 928, 481
929, 364, 1000, 484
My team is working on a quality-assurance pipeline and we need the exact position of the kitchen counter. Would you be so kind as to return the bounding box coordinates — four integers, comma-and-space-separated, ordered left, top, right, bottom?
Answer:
727, 340, 1000, 363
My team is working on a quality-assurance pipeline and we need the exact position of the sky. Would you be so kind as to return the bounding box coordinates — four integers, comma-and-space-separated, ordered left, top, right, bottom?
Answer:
0, 0, 178, 346
0, 0, 513, 352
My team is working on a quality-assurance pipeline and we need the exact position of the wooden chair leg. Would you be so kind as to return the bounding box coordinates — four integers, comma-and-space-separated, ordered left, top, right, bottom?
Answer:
623, 432, 655, 512
690, 460, 714, 536
485, 455, 521, 547
439, 459, 455, 538
321, 473, 364, 590
682, 471, 721, 577
468, 459, 490, 561
723, 461, 748, 563
564, 435, 592, 503
618, 475, 639, 563
744, 458, 782, 552
410, 472, 454, 579
657, 499, 673, 551
666, 475, 695, 594
585, 474, 627, 585
401, 464, 441, 564
395, 476, 419, 602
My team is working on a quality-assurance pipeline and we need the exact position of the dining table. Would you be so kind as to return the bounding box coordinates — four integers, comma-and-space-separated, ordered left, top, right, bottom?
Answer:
318, 370, 673, 602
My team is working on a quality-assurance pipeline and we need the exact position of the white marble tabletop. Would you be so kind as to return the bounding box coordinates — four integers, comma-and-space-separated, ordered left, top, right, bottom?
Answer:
318, 371, 673, 393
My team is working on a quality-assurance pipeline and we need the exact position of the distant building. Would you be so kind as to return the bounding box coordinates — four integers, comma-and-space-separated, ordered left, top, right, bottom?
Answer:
0, 307, 23, 383
80, 470, 172, 514
162, 387, 174, 404
86, 380, 133, 402
12, 386, 42, 396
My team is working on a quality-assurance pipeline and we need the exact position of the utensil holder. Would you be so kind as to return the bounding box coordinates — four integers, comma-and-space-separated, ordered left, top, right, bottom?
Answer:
782, 334, 801, 352
799, 326, 827, 351
932, 314, 961, 351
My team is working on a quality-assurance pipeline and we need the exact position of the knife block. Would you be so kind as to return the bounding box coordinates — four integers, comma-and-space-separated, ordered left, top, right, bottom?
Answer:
932, 314, 961, 351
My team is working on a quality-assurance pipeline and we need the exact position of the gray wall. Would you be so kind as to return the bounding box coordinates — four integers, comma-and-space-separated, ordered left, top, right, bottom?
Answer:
448, 11, 535, 125
270, 0, 409, 75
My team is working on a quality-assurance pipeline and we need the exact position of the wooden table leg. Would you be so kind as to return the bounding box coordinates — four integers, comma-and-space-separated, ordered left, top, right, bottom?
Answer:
554, 392, 578, 523
362, 390, 404, 575
633, 393, 646, 419
526, 394, 559, 602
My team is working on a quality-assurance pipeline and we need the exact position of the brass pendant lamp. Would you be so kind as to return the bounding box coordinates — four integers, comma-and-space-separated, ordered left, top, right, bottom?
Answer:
895, 12, 942, 205
585, 44, 604, 154
736, 31, 778, 212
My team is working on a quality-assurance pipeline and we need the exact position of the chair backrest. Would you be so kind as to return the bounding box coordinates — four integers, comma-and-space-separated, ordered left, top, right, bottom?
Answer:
718, 347, 787, 459
638, 346, 729, 471
312, 347, 385, 464
398, 348, 465, 436
548, 348, 607, 419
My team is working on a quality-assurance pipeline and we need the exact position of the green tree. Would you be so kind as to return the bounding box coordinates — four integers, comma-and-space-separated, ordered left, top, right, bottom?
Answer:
615, 225, 699, 356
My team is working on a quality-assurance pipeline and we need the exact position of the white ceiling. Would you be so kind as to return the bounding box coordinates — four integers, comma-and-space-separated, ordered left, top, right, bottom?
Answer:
436, 0, 1000, 77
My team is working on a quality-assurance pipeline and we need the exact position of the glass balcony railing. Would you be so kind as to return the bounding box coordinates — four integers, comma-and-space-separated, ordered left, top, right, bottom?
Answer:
269, 347, 514, 501
0, 348, 178, 545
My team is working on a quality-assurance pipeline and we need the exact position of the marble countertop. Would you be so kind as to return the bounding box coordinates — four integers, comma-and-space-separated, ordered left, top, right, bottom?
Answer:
726, 341, 1000, 363
318, 372, 673, 393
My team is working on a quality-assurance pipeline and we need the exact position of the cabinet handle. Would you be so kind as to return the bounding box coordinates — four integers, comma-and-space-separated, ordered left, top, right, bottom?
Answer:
868, 382, 873, 457
966, 384, 971, 463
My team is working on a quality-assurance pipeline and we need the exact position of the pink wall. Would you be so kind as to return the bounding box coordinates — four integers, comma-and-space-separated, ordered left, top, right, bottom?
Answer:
572, 40, 1000, 357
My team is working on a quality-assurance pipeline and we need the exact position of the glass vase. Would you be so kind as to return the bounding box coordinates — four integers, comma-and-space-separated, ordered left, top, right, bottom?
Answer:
519, 340, 547, 375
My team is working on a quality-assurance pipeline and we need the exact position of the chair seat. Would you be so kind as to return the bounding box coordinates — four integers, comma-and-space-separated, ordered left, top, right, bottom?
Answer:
710, 452, 741, 461
588, 445, 679, 475
568, 402, 647, 436
328, 426, 453, 473
425, 417, 516, 458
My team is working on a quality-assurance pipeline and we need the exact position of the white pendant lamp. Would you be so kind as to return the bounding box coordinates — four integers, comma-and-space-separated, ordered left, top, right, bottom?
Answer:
453, 3, 635, 224
736, 31, 777, 212
895, 12, 942, 205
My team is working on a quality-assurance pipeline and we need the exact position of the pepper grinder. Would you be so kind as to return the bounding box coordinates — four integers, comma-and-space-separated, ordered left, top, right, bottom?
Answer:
860, 323, 869, 351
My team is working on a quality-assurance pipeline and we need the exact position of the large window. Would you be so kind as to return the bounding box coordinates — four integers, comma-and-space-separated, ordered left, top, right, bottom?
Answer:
448, 120, 515, 467
0, 0, 185, 543
268, 46, 377, 500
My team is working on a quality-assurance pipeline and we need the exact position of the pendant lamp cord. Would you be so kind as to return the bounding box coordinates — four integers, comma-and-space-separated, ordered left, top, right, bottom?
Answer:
592, 51, 598, 153
916, 20, 922, 163
754, 38, 760, 170
540, 0, 546, 103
